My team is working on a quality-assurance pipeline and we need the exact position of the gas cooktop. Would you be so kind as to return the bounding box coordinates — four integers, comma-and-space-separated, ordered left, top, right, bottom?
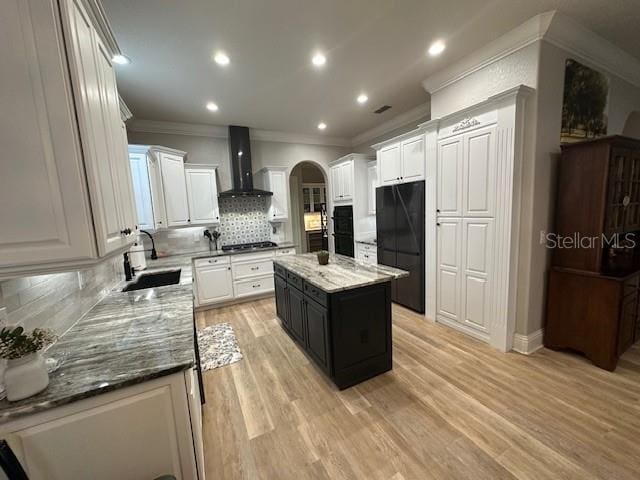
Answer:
221, 241, 278, 252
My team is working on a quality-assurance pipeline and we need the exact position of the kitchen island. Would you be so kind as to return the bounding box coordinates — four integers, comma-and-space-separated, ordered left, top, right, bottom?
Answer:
273, 253, 408, 389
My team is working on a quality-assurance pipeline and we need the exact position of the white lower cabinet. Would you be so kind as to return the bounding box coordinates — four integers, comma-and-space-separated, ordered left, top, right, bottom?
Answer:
356, 242, 377, 265
0, 372, 203, 480
195, 259, 234, 306
195, 248, 295, 308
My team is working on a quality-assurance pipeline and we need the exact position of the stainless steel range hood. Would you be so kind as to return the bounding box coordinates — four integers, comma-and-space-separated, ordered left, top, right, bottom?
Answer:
219, 126, 273, 197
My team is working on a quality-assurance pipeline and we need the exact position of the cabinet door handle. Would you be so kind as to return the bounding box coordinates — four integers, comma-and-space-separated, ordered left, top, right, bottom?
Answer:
228, 267, 231, 270
436, 222, 441, 226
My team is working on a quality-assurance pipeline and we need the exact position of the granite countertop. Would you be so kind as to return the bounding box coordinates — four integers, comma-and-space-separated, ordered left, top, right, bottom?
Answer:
0, 283, 195, 424
355, 238, 377, 246
273, 253, 408, 293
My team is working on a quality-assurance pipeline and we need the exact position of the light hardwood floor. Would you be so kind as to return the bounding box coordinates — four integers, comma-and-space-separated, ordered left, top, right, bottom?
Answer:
197, 298, 640, 480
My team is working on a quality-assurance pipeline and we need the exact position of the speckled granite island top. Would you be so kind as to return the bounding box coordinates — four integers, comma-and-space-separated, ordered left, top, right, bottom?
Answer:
0, 283, 194, 424
273, 253, 408, 293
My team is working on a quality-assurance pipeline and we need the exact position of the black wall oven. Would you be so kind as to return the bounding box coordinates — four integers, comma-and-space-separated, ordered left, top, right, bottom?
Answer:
332, 206, 354, 257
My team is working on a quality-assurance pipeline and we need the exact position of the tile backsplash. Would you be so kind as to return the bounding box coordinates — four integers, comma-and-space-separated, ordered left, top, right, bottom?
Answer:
147, 197, 272, 256
218, 196, 271, 245
0, 256, 122, 336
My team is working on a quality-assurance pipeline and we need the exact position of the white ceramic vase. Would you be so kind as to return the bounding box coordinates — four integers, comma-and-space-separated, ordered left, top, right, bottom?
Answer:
4, 352, 49, 402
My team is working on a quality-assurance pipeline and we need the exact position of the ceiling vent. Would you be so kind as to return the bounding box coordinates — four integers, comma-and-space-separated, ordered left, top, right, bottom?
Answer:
374, 105, 392, 114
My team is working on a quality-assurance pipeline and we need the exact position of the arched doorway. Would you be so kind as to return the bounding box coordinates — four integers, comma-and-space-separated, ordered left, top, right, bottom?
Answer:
289, 161, 328, 253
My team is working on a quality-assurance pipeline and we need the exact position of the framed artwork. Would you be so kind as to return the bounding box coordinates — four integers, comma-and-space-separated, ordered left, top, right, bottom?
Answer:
561, 59, 609, 143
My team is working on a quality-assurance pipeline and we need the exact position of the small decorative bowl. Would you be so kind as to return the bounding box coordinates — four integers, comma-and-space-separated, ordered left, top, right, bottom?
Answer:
317, 250, 329, 265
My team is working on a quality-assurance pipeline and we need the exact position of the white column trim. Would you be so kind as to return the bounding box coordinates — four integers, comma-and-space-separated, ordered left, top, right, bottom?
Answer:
513, 329, 544, 354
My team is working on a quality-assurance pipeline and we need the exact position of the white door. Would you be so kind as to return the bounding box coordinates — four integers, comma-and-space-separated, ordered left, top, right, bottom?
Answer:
461, 218, 493, 335
400, 136, 425, 182
437, 135, 464, 217
270, 170, 288, 220
436, 218, 462, 322
63, 0, 130, 255
159, 153, 190, 227
147, 155, 167, 229
379, 144, 400, 185
129, 152, 154, 230
463, 126, 496, 217
367, 164, 377, 215
330, 165, 342, 201
185, 167, 219, 225
113, 121, 138, 234
340, 161, 354, 201
196, 265, 234, 304
0, 0, 96, 268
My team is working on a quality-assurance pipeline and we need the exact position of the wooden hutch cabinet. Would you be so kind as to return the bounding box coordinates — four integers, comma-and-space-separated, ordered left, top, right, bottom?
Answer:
546, 136, 640, 370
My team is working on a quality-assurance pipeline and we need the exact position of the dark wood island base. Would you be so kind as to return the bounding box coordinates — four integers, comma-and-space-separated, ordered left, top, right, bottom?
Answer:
274, 263, 393, 389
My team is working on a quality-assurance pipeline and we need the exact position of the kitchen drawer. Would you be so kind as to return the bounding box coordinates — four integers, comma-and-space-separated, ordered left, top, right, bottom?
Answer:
287, 270, 303, 291
274, 263, 287, 279
357, 242, 376, 253
304, 281, 328, 307
276, 247, 296, 256
230, 250, 275, 264
233, 260, 274, 280
360, 251, 376, 265
194, 256, 230, 268
234, 275, 274, 298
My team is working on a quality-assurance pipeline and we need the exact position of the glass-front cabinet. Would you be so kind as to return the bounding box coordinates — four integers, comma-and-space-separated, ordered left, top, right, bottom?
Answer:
302, 183, 326, 213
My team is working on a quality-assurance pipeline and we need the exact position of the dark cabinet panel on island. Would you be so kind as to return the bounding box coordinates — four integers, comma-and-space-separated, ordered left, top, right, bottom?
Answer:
288, 284, 307, 344
274, 265, 392, 389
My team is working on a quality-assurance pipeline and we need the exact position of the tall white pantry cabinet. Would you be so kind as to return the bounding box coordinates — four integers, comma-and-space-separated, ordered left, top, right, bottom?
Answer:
0, 0, 137, 278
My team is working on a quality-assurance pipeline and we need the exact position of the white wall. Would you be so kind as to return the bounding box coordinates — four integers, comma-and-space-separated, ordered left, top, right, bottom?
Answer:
126, 129, 348, 245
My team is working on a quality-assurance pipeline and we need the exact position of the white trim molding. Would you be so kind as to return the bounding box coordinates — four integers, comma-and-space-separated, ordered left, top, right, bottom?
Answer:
128, 119, 351, 147
422, 10, 640, 94
119, 95, 132, 122
351, 103, 430, 148
513, 329, 544, 355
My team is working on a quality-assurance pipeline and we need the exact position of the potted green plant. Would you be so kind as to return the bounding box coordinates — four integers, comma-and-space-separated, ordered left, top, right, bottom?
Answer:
0, 326, 55, 401
317, 250, 330, 265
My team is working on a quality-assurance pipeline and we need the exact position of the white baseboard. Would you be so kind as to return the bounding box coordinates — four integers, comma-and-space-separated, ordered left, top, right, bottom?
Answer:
512, 329, 544, 355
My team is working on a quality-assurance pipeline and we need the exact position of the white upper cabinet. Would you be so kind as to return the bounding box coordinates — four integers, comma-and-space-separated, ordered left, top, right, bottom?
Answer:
159, 152, 191, 227
128, 151, 155, 231
185, 165, 220, 225
0, 0, 96, 271
379, 144, 401, 186
0, 0, 136, 277
330, 157, 355, 202
375, 133, 425, 186
367, 162, 378, 215
256, 168, 289, 221
401, 135, 425, 182
62, 0, 135, 255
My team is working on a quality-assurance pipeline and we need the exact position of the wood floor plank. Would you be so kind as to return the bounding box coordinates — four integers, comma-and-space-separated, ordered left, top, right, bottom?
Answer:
197, 299, 640, 479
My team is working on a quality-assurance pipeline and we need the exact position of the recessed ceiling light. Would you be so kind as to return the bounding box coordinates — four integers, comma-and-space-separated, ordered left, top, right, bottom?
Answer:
112, 54, 131, 65
206, 102, 219, 112
357, 93, 368, 105
428, 40, 446, 57
317, 122, 327, 130
312, 52, 327, 67
213, 51, 230, 66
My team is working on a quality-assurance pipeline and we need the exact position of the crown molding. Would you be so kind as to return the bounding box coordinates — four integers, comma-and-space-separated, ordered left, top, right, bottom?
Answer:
543, 12, 640, 88
119, 95, 132, 122
350, 103, 431, 147
127, 119, 351, 147
80, 0, 121, 57
421, 11, 554, 94
421, 10, 640, 94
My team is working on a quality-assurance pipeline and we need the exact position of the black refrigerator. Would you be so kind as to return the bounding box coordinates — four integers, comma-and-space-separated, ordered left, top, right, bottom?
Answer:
376, 180, 425, 313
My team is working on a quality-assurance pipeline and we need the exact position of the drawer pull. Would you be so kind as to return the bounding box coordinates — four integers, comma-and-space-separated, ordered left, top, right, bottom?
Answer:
251, 266, 259, 271
252, 284, 261, 288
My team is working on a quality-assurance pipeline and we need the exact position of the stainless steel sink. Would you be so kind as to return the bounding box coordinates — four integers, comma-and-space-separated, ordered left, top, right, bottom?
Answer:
122, 269, 181, 292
